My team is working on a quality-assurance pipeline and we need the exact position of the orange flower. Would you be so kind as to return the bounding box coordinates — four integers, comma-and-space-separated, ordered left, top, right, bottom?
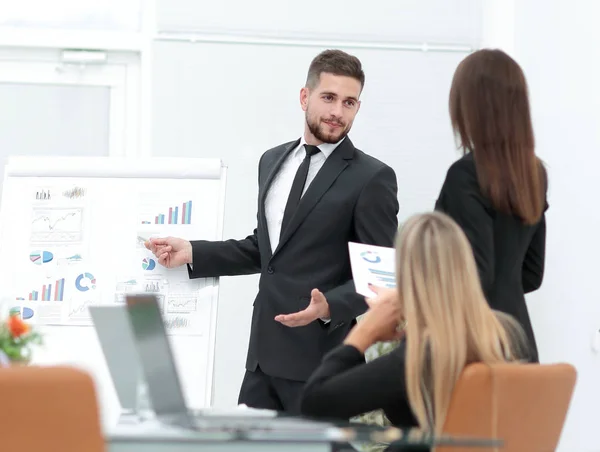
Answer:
7, 314, 30, 338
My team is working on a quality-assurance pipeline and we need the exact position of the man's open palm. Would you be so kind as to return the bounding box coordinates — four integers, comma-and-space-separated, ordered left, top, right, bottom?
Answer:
274, 289, 330, 327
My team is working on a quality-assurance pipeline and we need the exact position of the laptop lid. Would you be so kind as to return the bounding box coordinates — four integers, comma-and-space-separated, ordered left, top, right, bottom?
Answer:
89, 305, 140, 413
124, 293, 190, 420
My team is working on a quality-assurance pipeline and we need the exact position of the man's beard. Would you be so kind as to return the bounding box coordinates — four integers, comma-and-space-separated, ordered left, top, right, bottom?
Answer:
306, 113, 349, 144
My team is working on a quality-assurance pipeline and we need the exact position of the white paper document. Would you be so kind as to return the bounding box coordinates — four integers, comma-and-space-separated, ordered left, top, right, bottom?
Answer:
348, 241, 396, 297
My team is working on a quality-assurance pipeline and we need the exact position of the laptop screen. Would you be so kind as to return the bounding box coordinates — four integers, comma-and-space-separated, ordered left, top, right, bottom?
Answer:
89, 305, 140, 412
124, 294, 189, 417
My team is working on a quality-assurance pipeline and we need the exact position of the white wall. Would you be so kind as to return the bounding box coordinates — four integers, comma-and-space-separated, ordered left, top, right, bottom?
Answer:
480, 0, 515, 54
156, 0, 481, 44
517, 3, 600, 450
484, 1, 600, 450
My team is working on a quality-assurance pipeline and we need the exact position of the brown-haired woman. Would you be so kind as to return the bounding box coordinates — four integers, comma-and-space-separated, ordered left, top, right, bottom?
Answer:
435, 48, 548, 362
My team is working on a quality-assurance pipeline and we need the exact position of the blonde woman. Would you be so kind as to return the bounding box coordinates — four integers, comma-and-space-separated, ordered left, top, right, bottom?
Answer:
300, 212, 529, 434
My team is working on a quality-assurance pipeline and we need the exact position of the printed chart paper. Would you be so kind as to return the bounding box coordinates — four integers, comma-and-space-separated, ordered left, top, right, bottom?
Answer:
348, 241, 396, 297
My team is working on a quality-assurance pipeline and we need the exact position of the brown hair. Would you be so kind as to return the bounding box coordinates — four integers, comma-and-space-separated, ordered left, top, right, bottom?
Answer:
449, 49, 546, 225
305, 49, 365, 91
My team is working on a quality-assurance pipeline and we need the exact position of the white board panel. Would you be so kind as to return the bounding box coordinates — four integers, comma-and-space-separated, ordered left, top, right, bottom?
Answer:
0, 156, 226, 427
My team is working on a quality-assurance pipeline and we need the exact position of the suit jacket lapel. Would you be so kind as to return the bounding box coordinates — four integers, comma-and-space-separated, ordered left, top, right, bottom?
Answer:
258, 139, 300, 258
272, 137, 355, 257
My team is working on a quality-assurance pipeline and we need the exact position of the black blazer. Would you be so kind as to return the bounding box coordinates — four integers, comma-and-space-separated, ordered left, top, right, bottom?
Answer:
187, 137, 399, 381
435, 153, 547, 361
301, 327, 533, 428
301, 342, 418, 428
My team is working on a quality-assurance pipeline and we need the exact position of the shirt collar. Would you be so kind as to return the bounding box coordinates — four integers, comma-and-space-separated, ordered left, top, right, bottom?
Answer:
295, 135, 346, 159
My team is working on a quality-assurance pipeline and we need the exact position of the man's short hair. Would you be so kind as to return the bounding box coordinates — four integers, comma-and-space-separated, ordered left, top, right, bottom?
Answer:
305, 49, 365, 90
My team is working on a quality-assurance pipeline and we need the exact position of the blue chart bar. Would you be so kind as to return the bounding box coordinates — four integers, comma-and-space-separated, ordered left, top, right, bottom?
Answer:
55, 278, 65, 301
144, 201, 192, 225
182, 201, 192, 225
43, 284, 52, 301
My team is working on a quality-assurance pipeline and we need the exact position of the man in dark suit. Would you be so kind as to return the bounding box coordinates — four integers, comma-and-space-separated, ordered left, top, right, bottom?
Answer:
146, 49, 399, 413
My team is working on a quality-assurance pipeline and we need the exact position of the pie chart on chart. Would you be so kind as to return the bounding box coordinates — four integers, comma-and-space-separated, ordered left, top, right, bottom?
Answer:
142, 258, 156, 271
9, 306, 34, 320
30, 250, 53, 265
360, 251, 381, 264
75, 273, 96, 292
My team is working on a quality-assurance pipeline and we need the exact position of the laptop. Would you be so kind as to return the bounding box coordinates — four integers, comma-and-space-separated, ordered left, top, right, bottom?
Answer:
89, 305, 142, 423
123, 294, 334, 438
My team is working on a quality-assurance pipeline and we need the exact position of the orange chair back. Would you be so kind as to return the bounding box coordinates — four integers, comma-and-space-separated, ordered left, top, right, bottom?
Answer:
0, 365, 105, 452
438, 362, 576, 452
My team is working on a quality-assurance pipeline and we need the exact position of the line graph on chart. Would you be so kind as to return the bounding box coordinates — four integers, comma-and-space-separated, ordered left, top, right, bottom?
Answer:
166, 295, 198, 314
30, 208, 83, 242
32, 210, 79, 230
67, 298, 92, 322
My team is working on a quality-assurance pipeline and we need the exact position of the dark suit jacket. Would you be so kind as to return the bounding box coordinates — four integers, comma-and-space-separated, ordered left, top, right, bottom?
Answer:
301, 342, 417, 427
435, 152, 547, 362
187, 137, 399, 381
301, 321, 533, 428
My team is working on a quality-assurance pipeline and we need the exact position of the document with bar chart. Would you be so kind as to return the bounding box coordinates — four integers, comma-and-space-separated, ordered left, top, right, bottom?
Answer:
128, 192, 214, 335
8, 183, 101, 326
348, 241, 396, 297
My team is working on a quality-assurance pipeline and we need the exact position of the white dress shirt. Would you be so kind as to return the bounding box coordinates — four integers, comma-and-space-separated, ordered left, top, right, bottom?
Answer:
264, 136, 344, 252
264, 136, 344, 323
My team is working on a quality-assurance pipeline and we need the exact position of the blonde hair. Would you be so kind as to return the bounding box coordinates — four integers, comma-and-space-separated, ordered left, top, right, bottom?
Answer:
396, 212, 526, 434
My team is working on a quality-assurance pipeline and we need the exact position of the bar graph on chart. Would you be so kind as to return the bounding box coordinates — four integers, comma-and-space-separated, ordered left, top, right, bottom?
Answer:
28, 278, 65, 301
140, 200, 193, 225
